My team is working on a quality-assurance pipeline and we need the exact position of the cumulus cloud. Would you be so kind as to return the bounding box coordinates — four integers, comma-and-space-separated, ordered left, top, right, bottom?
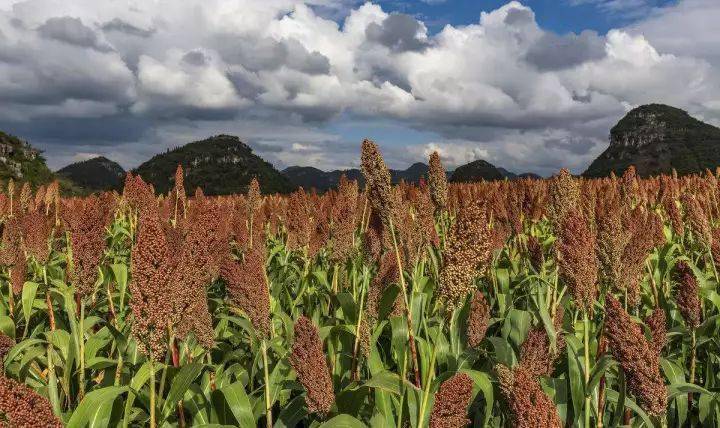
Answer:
0, 0, 718, 174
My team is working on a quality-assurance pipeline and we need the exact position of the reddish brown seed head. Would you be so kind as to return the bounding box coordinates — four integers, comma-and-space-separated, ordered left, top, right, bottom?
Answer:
645, 308, 667, 356
429, 373, 473, 428
289, 316, 334, 416
21, 209, 52, 264
0, 374, 63, 427
438, 201, 492, 309
0, 333, 15, 362
556, 208, 597, 313
547, 168, 579, 228
519, 309, 566, 379
361, 139, 393, 228
466, 291, 490, 349
330, 175, 358, 263
674, 261, 701, 330
220, 250, 271, 337
604, 294, 667, 416
496, 365, 562, 428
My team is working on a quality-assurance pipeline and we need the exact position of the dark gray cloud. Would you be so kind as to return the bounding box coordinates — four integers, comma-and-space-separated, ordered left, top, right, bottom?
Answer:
101, 18, 155, 38
366, 14, 428, 52
0, 114, 149, 145
525, 30, 606, 70
544, 136, 598, 155
218, 36, 330, 75
182, 50, 209, 66
504, 7, 535, 26
37, 17, 110, 51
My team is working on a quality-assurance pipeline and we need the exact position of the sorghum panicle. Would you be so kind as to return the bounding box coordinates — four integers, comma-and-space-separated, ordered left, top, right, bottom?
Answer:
438, 201, 491, 309
604, 294, 667, 416
289, 316, 334, 416
360, 139, 394, 229
428, 373, 473, 428
0, 375, 63, 427
674, 261, 701, 329
466, 291, 490, 348
556, 208, 597, 313
496, 365, 562, 428
645, 308, 667, 356
220, 249, 271, 337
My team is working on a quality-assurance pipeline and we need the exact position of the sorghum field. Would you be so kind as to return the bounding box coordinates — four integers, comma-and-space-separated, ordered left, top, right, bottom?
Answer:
1, 140, 719, 428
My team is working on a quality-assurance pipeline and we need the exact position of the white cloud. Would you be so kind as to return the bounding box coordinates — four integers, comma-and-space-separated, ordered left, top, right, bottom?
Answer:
0, 0, 719, 174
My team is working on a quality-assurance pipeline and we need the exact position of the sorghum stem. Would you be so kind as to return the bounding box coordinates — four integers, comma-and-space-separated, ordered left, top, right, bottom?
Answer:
584, 312, 592, 428
389, 216, 421, 388
149, 358, 156, 428
261, 339, 272, 428
78, 299, 86, 401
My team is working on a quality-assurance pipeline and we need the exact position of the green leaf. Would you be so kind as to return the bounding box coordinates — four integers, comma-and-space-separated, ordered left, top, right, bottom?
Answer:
460, 369, 494, 427
111, 263, 128, 310
273, 395, 307, 428
605, 388, 654, 428
487, 337, 516, 368
566, 335, 584, 426
0, 315, 15, 339
363, 370, 403, 396
67, 386, 128, 428
21, 281, 39, 326
319, 414, 367, 427
217, 382, 255, 427
661, 358, 687, 426
163, 362, 204, 417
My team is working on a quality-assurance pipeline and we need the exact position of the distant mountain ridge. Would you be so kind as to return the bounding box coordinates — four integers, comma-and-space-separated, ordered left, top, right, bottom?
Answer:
132, 135, 294, 195
282, 160, 530, 190
57, 156, 125, 192
584, 104, 720, 177
282, 162, 434, 192
450, 159, 504, 182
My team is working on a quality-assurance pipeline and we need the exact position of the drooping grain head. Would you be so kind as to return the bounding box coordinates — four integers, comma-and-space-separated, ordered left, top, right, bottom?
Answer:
220, 250, 271, 337
247, 177, 262, 219
594, 187, 626, 290
556, 208, 597, 313
466, 291, 490, 348
674, 261, 701, 330
129, 205, 173, 361
0, 333, 15, 364
63, 195, 116, 298
645, 308, 667, 356
18, 182, 32, 214
365, 251, 402, 323
519, 308, 565, 378
289, 316, 334, 416
428, 151, 448, 214
526, 235, 544, 272
681, 193, 712, 248
10, 247, 26, 295
360, 139, 393, 228
21, 210, 52, 264
0, 374, 63, 427
604, 294, 667, 417
547, 168, 579, 229
330, 175, 358, 263
496, 365, 562, 428
438, 201, 491, 310
429, 373, 473, 428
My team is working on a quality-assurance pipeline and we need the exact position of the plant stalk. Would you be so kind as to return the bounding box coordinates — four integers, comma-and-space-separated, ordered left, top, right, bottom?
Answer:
261, 339, 272, 428
584, 312, 592, 428
389, 216, 421, 388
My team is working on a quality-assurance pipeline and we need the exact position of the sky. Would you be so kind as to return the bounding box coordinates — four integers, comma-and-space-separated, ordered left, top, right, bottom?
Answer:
0, 0, 718, 176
